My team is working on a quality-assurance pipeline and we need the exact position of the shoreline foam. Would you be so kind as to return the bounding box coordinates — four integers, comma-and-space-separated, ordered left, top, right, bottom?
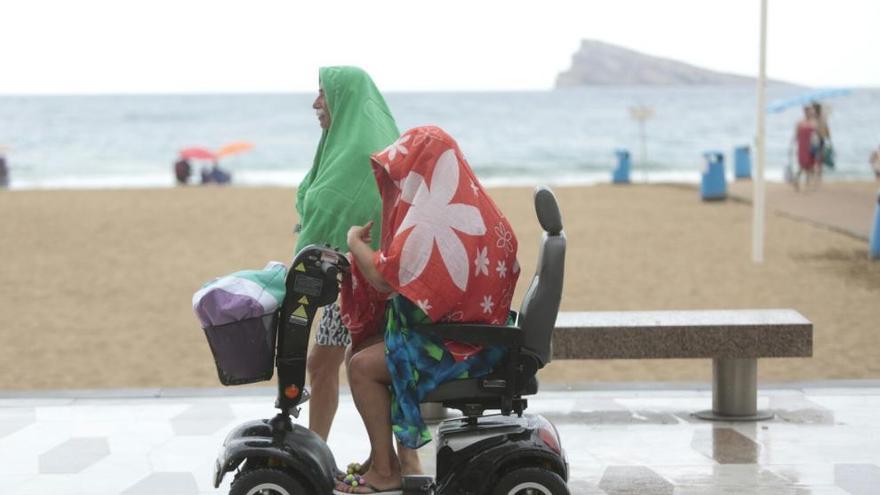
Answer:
7, 167, 878, 191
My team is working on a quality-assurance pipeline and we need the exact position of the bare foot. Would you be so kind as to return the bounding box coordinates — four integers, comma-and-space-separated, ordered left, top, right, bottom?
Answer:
335, 468, 401, 494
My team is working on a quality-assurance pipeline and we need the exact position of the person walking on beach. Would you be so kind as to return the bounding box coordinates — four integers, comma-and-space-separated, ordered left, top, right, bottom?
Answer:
0, 153, 9, 189
791, 105, 820, 191
870, 145, 880, 180
812, 101, 833, 179
294, 66, 400, 450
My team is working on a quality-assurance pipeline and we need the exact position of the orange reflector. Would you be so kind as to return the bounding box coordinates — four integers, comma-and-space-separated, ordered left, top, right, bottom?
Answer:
284, 385, 300, 399
538, 426, 561, 455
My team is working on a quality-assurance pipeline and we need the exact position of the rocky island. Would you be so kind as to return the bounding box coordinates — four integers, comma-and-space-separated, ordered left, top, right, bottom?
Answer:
556, 39, 784, 87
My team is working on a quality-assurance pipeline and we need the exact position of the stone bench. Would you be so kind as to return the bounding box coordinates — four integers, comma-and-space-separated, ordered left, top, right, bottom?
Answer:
551, 309, 813, 420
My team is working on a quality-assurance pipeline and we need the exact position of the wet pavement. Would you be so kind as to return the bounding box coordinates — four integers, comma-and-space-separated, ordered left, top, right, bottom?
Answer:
1, 382, 879, 494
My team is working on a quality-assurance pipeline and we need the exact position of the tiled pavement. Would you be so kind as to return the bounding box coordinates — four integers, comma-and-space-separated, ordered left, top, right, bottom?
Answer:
2, 382, 880, 494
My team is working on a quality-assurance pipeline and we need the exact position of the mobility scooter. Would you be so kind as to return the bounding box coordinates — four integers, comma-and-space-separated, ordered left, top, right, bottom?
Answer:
202, 186, 569, 495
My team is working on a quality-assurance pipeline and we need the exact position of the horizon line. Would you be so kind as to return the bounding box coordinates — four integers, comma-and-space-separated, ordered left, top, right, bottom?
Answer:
3, 83, 874, 98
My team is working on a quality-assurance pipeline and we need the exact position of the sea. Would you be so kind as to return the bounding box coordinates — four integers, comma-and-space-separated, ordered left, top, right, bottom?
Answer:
1, 86, 878, 190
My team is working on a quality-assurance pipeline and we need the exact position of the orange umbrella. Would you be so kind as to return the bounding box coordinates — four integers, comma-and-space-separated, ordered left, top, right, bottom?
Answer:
216, 141, 254, 158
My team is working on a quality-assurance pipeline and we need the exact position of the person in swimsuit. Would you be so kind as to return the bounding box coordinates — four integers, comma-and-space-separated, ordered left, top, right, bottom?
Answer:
792, 105, 820, 191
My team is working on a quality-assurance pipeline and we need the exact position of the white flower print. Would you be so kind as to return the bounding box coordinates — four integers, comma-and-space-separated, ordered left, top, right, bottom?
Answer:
480, 295, 494, 314
474, 246, 489, 277
412, 130, 430, 147
379, 253, 388, 264
469, 179, 479, 196
512, 259, 520, 274
396, 149, 486, 291
399, 171, 423, 205
383, 134, 410, 162
441, 311, 464, 323
416, 299, 432, 314
496, 260, 507, 278
494, 222, 514, 254
388, 179, 403, 206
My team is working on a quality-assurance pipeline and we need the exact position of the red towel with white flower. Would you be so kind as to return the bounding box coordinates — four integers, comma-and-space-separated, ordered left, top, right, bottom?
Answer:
339, 126, 519, 359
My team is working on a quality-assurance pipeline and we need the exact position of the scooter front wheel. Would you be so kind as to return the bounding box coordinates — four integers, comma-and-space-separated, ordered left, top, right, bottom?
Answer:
492, 467, 569, 495
230, 468, 308, 495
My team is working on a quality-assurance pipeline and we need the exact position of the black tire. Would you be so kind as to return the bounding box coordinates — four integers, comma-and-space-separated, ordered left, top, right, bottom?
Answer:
229, 468, 308, 495
492, 467, 569, 495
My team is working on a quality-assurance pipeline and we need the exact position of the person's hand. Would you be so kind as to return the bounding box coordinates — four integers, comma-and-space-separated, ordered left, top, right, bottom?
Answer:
347, 221, 374, 249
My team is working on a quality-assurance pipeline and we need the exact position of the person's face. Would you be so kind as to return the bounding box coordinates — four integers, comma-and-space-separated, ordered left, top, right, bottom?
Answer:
312, 89, 331, 130
804, 106, 815, 119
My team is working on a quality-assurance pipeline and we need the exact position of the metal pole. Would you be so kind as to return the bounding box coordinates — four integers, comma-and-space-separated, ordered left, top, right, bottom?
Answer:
752, 0, 768, 263
640, 120, 647, 168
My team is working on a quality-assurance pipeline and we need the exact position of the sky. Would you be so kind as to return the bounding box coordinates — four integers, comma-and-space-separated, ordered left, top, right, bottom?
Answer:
0, 0, 878, 95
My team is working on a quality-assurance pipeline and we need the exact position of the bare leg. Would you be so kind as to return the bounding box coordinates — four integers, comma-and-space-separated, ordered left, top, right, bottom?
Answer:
398, 443, 423, 476
339, 342, 401, 492
307, 344, 345, 441
343, 340, 422, 477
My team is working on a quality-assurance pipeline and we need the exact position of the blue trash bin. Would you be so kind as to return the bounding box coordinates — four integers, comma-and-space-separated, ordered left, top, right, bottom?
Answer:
870, 190, 880, 260
612, 149, 631, 184
701, 151, 727, 201
734, 145, 751, 180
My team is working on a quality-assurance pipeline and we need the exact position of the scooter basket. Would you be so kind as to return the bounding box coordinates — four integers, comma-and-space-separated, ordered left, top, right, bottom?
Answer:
202, 312, 278, 385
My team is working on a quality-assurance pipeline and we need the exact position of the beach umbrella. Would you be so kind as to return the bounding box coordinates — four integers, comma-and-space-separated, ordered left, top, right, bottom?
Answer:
179, 147, 218, 160
766, 87, 852, 113
216, 141, 254, 158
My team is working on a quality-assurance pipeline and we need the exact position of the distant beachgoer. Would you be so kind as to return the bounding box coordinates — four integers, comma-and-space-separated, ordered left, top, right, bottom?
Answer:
791, 105, 820, 191
174, 158, 192, 185
812, 102, 834, 175
209, 163, 231, 184
0, 154, 8, 189
870, 146, 880, 180
199, 163, 230, 185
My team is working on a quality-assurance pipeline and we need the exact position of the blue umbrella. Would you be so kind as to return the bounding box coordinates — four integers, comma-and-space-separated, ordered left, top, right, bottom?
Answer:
766, 87, 852, 113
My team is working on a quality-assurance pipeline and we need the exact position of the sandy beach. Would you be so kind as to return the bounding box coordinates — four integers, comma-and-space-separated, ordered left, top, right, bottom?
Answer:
1, 183, 878, 390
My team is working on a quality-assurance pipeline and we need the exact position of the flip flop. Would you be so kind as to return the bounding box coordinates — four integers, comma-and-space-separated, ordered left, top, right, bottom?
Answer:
333, 474, 402, 495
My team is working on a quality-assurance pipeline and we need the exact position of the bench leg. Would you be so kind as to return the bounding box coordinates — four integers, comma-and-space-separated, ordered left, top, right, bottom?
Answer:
694, 358, 773, 421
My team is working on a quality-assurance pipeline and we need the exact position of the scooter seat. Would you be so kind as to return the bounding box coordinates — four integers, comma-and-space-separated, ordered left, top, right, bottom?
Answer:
423, 373, 538, 403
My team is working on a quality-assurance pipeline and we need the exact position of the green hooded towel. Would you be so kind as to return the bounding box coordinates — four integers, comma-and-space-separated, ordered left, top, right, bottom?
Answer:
295, 66, 399, 254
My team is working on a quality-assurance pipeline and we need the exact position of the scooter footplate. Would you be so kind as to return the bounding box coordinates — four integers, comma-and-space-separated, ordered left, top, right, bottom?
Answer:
401, 475, 434, 494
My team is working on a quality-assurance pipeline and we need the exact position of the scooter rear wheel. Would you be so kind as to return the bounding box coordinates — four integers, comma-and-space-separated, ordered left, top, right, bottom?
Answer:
230, 468, 308, 495
492, 467, 569, 495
